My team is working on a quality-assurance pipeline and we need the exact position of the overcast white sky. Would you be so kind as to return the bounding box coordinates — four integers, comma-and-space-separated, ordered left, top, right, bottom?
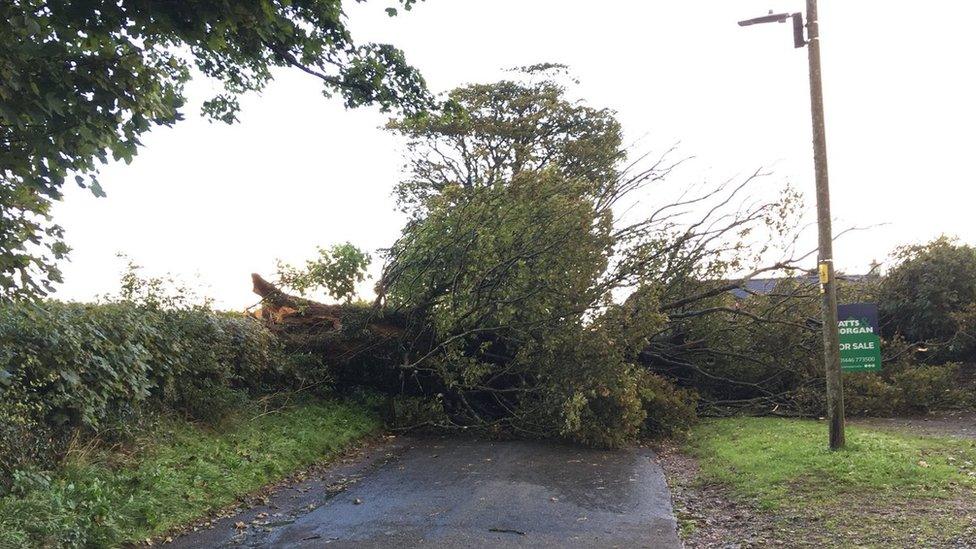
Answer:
51, 0, 976, 309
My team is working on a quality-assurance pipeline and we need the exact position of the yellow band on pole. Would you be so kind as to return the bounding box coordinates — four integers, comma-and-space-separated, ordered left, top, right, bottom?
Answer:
818, 262, 830, 284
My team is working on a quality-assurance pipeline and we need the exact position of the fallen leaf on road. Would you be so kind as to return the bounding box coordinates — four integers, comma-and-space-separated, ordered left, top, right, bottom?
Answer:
488, 527, 525, 536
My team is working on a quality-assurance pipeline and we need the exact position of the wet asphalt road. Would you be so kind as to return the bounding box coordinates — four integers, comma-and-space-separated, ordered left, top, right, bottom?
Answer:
169, 437, 681, 548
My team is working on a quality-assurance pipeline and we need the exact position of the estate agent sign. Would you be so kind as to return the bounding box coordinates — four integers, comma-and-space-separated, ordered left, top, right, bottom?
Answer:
837, 303, 882, 372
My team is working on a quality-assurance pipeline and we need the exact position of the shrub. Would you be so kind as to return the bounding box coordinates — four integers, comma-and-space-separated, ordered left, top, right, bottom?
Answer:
890, 364, 963, 411
879, 236, 976, 362
276, 352, 334, 394
841, 374, 900, 416
171, 381, 251, 425
0, 300, 284, 483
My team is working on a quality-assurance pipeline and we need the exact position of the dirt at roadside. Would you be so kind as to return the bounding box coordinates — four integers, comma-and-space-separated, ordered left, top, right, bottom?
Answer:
850, 410, 976, 439
653, 443, 831, 548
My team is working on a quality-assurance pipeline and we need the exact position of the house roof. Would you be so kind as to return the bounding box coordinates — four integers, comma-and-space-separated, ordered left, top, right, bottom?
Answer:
729, 274, 870, 298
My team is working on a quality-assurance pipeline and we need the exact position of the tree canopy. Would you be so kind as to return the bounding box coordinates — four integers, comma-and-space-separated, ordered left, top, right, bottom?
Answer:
0, 0, 431, 299
370, 70, 794, 444
386, 64, 622, 215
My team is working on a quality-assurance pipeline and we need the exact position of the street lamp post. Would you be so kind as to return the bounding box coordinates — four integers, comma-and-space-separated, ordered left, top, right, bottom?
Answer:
739, 0, 845, 450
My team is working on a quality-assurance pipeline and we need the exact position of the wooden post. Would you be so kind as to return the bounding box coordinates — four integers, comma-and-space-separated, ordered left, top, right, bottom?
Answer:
805, 0, 845, 450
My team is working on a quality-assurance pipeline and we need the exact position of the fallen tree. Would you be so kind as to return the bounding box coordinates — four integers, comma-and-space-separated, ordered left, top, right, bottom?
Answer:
250, 273, 410, 352
254, 67, 972, 441
249, 273, 428, 394
249, 68, 809, 445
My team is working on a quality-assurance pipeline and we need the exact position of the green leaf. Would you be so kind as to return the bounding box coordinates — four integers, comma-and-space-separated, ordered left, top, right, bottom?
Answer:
60, 369, 81, 386
90, 180, 107, 198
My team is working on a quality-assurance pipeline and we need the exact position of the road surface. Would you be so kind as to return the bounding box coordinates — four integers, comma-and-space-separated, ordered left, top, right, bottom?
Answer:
170, 437, 680, 548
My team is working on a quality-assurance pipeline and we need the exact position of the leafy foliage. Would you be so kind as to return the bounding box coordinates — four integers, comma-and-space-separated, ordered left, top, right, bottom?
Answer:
644, 272, 972, 417
0, 181, 69, 299
0, 261, 319, 484
0, 263, 369, 545
637, 370, 699, 438
879, 236, 976, 362
372, 69, 713, 446
384, 171, 624, 443
0, 0, 430, 299
276, 242, 372, 303
355, 65, 830, 444
0, 299, 287, 482
386, 63, 622, 215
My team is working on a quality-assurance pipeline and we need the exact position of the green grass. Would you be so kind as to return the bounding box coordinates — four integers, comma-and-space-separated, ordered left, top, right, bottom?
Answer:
685, 417, 976, 545
0, 400, 381, 548
688, 417, 976, 509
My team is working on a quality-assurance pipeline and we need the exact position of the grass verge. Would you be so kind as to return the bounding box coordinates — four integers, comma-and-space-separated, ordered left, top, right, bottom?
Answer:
680, 417, 976, 546
0, 399, 381, 548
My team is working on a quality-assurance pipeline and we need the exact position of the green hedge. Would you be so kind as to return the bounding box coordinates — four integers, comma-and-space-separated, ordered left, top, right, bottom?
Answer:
0, 301, 290, 485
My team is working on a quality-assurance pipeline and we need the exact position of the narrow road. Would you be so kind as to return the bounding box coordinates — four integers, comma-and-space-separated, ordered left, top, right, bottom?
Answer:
170, 437, 680, 548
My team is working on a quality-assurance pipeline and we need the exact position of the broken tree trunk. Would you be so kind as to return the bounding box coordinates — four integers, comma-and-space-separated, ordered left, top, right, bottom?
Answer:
251, 273, 344, 331
250, 273, 414, 361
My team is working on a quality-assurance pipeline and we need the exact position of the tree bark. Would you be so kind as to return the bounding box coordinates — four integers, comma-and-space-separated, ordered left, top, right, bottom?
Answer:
250, 273, 410, 354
